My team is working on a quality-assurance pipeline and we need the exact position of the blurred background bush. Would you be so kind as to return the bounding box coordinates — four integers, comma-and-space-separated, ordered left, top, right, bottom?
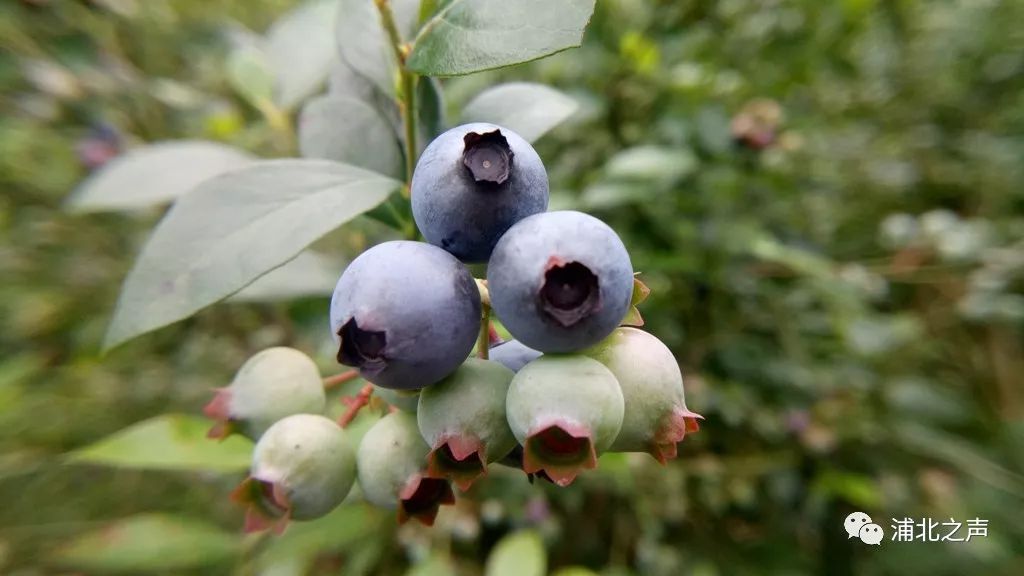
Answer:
1, 0, 1022, 574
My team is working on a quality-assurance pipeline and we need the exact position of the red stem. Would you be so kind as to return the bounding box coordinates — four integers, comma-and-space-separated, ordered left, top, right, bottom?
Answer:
338, 384, 374, 428
323, 370, 359, 390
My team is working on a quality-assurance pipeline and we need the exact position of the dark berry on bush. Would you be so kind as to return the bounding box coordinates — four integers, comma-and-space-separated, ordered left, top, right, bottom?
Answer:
330, 241, 481, 390
412, 123, 548, 262
488, 211, 633, 353
488, 339, 542, 372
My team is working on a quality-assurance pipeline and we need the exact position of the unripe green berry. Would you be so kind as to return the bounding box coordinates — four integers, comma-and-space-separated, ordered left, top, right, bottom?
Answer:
417, 358, 517, 490
356, 412, 455, 525
505, 355, 624, 486
372, 385, 419, 413
233, 414, 356, 533
205, 347, 326, 441
584, 327, 702, 462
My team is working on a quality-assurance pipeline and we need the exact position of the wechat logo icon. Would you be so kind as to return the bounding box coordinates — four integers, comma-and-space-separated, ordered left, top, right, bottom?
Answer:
845, 512, 884, 545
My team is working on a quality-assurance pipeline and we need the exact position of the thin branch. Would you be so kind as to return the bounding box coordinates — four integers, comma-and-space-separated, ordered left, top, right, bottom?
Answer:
323, 369, 359, 390
338, 384, 375, 428
375, 0, 418, 189
477, 304, 491, 360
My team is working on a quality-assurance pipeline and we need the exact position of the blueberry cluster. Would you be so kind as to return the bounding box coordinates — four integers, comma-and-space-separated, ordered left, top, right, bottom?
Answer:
213, 124, 702, 531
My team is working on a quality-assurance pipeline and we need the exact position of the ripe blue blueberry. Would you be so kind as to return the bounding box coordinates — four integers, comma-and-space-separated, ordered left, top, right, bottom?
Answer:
488, 339, 542, 372
411, 123, 549, 262
233, 414, 356, 532
330, 241, 481, 390
487, 211, 634, 353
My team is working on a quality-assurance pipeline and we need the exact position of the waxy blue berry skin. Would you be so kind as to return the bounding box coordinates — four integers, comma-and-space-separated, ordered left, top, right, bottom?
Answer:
330, 241, 481, 390
487, 211, 634, 353
488, 339, 542, 372
411, 123, 549, 263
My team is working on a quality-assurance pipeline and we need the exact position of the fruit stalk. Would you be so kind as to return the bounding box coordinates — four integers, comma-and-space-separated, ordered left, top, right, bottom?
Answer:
322, 369, 359, 390
477, 305, 491, 360
338, 383, 375, 428
375, 0, 418, 197
476, 279, 491, 359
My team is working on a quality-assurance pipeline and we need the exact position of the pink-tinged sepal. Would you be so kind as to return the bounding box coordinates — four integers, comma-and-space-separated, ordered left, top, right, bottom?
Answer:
203, 388, 237, 439
230, 477, 291, 534
397, 473, 455, 526
417, 359, 518, 490
650, 406, 704, 464
205, 420, 242, 440
522, 421, 598, 487
426, 436, 488, 492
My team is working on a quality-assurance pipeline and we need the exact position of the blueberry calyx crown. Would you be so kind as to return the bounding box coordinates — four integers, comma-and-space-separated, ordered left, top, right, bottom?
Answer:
539, 260, 600, 327
462, 130, 514, 185
338, 318, 387, 368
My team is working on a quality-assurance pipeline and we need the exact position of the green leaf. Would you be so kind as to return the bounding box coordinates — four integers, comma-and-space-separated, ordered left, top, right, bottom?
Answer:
67, 414, 251, 472
336, 0, 421, 97
579, 181, 650, 210
229, 251, 344, 302
895, 423, 1024, 498
461, 82, 578, 142
485, 530, 546, 576
405, 553, 456, 576
418, 0, 453, 26
227, 44, 275, 108
103, 160, 399, 349
621, 305, 644, 327
694, 106, 733, 154
299, 95, 404, 178
810, 470, 882, 509
328, 57, 407, 148
631, 275, 651, 306
328, 57, 381, 103
266, 0, 340, 110
257, 504, 386, 570
417, 76, 447, 143
407, 0, 596, 77
53, 514, 241, 573
605, 145, 698, 181
65, 141, 254, 212
552, 569, 600, 576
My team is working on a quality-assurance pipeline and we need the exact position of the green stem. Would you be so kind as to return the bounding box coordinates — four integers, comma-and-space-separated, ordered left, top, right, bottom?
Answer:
400, 74, 418, 193
477, 304, 491, 360
476, 279, 491, 359
375, 0, 418, 191
255, 98, 296, 156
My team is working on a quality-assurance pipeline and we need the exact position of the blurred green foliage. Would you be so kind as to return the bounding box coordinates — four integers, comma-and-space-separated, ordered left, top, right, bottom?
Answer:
1, 0, 1022, 575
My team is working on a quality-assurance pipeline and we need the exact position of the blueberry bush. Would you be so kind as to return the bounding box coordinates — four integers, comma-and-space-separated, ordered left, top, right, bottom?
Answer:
2, 0, 1023, 575
66, 0, 703, 542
